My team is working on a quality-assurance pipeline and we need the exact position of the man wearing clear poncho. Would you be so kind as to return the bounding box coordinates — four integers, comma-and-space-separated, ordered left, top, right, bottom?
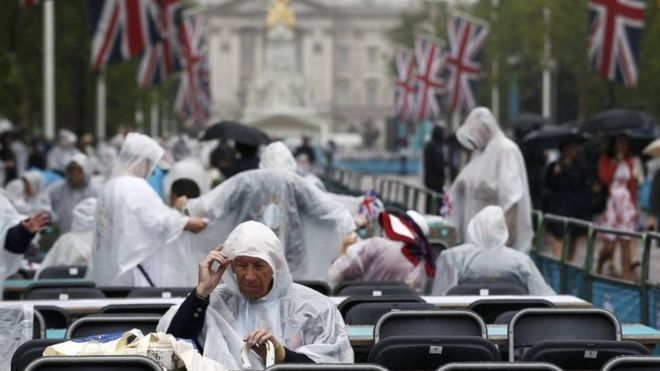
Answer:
432, 205, 554, 296
184, 141, 356, 280
449, 107, 533, 252
87, 133, 208, 287
158, 221, 354, 369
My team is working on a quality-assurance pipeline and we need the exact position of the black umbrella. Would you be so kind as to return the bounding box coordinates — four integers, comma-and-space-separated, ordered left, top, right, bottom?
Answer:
199, 121, 270, 146
582, 109, 658, 134
522, 122, 590, 150
508, 113, 551, 132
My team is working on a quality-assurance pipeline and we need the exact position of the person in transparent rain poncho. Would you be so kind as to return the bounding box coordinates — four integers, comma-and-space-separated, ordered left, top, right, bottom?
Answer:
432, 205, 554, 296
328, 210, 435, 294
158, 221, 353, 369
162, 135, 210, 203
449, 107, 533, 252
182, 142, 357, 281
3, 170, 52, 216
37, 197, 97, 273
86, 133, 208, 287
47, 129, 83, 173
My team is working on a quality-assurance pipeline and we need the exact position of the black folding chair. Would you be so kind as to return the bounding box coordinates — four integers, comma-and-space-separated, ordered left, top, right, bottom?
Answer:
25, 287, 105, 300
468, 298, 555, 324
126, 287, 191, 298
337, 295, 425, 319
37, 265, 87, 280
344, 301, 436, 325
374, 310, 487, 342
35, 305, 70, 329
25, 356, 162, 371
509, 308, 648, 369
447, 277, 529, 295
66, 315, 161, 339
11, 339, 62, 371
98, 304, 174, 316
601, 356, 660, 371
33, 309, 46, 339
266, 364, 388, 370
334, 281, 416, 296
294, 280, 331, 296
437, 362, 563, 371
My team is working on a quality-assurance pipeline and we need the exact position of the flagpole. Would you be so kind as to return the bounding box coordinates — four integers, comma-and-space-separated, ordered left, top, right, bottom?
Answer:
96, 70, 106, 141
150, 90, 159, 138
43, 0, 55, 139
490, 0, 500, 121
542, 4, 552, 120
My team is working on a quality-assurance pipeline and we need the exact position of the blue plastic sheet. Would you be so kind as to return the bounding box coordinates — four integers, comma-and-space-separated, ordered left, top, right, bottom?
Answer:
591, 278, 640, 324
565, 265, 585, 297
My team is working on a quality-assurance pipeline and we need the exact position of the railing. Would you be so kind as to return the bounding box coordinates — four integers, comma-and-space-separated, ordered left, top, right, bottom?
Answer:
322, 167, 660, 326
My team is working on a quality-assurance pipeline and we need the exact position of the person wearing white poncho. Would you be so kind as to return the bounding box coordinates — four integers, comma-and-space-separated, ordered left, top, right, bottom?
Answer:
449, 107, 533, 252
86, 133, 208, 287
158, 221, 353, 369
432, 206, 554, 296
184, 142, 356, 280
38, 197, 97, 272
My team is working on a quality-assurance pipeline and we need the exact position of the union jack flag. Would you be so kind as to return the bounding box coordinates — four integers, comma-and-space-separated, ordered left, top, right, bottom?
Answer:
394, 48, 417, 122
175, 15, 211, 124
89, 0, 164, 70
137, 0, 183, 89
358, 190, 383, 221
413, 36, 446, 122
20, 0, 39, 6
446, 15, 489, 113
588, 0, 646, 88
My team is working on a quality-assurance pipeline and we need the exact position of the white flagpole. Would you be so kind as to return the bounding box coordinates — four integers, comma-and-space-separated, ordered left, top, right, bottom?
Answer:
43, 0, 55, 139
490, 0, 500, 121
542, 4, 552, 120
150, 90, 159, 138
96, 70, 107, 141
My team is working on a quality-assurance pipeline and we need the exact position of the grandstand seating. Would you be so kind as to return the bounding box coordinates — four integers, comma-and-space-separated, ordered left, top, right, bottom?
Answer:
37, 265, 87, 280
438, 362, 563, 371
468, 298, 555, 324
24, 356, 162, 371
11, 339, 62, 371
294, 280, 332, 296
126, 287, 191, 298
601, 356, 660, 371
66, 315, 161, 339
447, 277, 529, 295
333, 281, 416, 296
337, 295, 425, 318
344, 301, 436, 325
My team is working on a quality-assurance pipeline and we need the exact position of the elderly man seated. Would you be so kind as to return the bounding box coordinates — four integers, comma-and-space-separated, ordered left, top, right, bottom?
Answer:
158, 221, 353, 369
432, 205, 555, 296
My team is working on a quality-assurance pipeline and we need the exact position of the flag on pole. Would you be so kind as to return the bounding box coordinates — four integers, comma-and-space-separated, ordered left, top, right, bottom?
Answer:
358, 190, 384, 222
175, 15, 211, 124
20, 0, 40, 6
393, 48, 417, 122
588, 0, 646, 88
137, 0, 183, 89
446, 13, 489, 113
413, 36, 446, 122
89, 0, 164, 70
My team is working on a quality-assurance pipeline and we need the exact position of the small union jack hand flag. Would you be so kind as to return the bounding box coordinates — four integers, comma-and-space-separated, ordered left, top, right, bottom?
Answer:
358, 190, 383, 222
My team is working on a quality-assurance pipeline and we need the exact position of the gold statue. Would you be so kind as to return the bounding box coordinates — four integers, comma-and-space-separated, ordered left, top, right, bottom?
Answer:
267, 0, 296, 29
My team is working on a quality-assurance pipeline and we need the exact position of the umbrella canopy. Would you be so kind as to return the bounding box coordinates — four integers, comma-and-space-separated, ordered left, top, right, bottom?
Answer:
583, 109, 658, 134
643, 138, 660, 157
508, 113, 551, 133
522, 122, 590, 150
199, 121, 271, 146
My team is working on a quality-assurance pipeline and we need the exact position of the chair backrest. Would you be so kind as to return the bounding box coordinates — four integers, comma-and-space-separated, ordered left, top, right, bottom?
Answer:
25, 287, 106, 300
468, 299, 555, 324
344, 301, 436, 325
293, 280, 331, 296
521, 339, 650, 368
602, 356, 660, 371
126, 287, 191, 298
33, 310, 45, 339
266, 364, 388, 370
25, 356, 162, 371
11, 339, 62, 371
337, 295, 425, 319
437, 362, 563, 371
98, 304, 174, 316
37, 265, 87, 280
374, 310, 487, 342
35, 305, 70, 329
98, 286, 134, 298
447, 277, 529, 295
335, 281, 416, 296
333, 280, 409, 295
66, 315, 161, 339
367, 335, 500, 369
509, 308, 621, 360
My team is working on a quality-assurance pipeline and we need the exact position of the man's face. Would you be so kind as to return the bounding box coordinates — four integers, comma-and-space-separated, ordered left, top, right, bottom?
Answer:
66, 163, 85, 189
231, 256, 273, 300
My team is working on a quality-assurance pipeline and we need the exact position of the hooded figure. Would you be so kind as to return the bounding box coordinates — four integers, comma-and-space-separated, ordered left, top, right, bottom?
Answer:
328, 210, 435, 293
449, 107, 533, 251
185, 142, 355, 280
37, 198, 97, 272
4, 171, 51, 216
432, 206, 554, 296
158, 221, 353, 369
47, 129, 83, 173
45, 154, 98, 233
162, 136, 210, 202
87, 133, 207, 287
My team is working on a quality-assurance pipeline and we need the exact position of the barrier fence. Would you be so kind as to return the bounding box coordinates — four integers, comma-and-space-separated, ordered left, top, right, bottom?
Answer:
321, 168, 660, 327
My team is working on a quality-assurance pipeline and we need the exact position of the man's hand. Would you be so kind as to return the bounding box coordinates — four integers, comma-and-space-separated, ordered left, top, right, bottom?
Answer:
340, 232, 358, 256
244, 328, 285, 363
174, 196, 188, 212
22, 212, 50, 234
353, 214, 368, 229
195, 246, 231, 298
185, 217, 207, 233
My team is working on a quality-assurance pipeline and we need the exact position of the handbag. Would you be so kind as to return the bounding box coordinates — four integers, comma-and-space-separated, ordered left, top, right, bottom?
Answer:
240, 340, 275, 370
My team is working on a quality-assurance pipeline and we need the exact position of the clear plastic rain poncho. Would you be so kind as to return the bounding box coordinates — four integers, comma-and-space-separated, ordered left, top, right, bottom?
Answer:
45, 154, 98, 233
3, 170, 52, 216
0, 194, 28, 293
38, 197, 97, 273
162, 136, 210, 202
87, 133, 190, 287
47, 129, 83, 172
449, 107, 533, 251
187, 142, 354, 280
0, 304, 34, 370
432, 206, 554, 296
158, 221, 354, 369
